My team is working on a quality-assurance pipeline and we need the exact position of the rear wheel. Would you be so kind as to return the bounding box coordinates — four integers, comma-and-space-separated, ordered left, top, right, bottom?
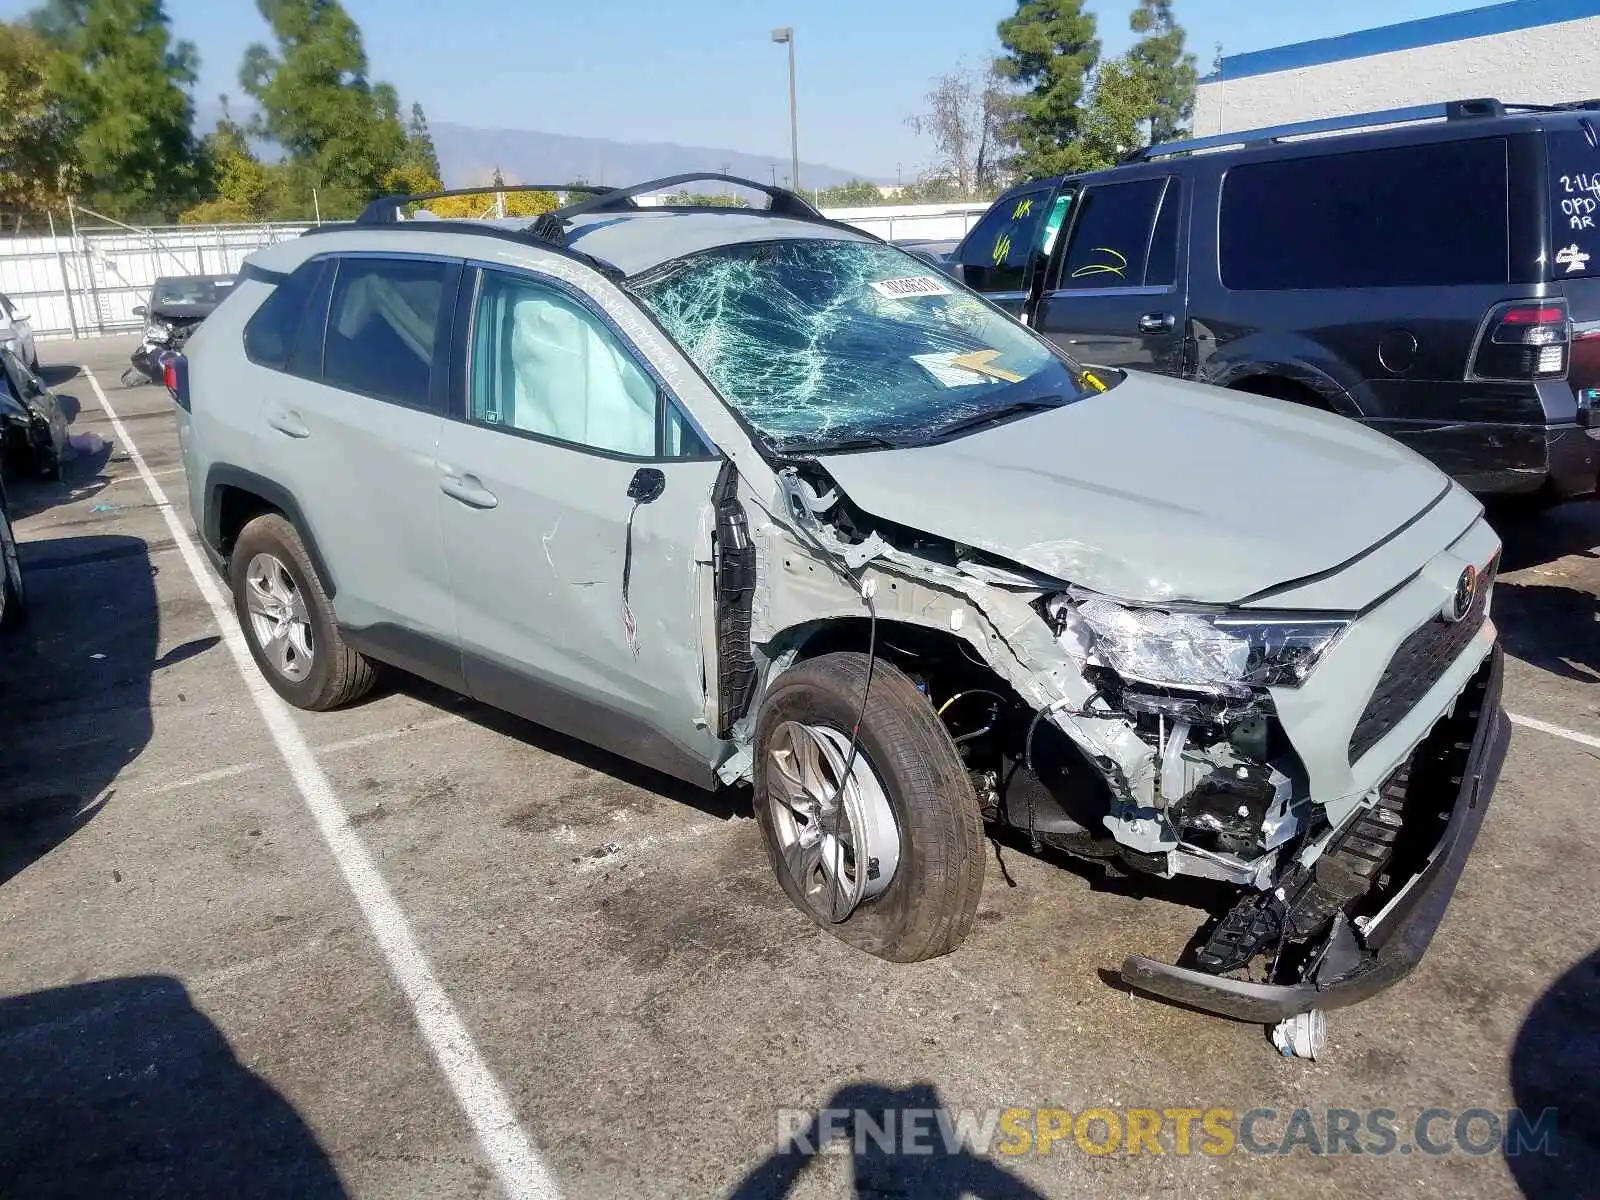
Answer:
229, 513, 375, 710
753, 652, 984, 962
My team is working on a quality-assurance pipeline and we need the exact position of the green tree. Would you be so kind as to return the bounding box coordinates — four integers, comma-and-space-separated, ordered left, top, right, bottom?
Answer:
0, 22, 79, 217
1128, 0, 1197, 144
180, 97, 276, 223
239, 0, 407, 217
403, 101, 441, 182
425, 167, 558, 218
1077, 55, 1157, 171
814, 179, 883, 207
995, 0, 1101, 180
29, 0, 203, 220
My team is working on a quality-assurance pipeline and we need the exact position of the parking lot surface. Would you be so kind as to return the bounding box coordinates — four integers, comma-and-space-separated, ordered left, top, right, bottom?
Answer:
1, 337, 1595, 1198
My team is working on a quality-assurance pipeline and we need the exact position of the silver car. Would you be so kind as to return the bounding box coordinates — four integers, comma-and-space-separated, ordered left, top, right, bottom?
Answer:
172, 175, 1508, 1031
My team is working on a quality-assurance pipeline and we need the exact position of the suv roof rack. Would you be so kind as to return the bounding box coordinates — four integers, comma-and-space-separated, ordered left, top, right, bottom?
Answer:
1132, 97, 1513, 162
531, 172, 826, 245
356, 183, 618, 225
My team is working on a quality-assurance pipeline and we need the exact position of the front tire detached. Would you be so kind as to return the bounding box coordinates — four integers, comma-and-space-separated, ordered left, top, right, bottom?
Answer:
753, 652, 984, 962
229, 513, 375, 710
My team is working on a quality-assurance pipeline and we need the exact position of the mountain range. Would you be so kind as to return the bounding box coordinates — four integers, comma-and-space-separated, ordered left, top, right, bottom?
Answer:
430, 122, 881, 191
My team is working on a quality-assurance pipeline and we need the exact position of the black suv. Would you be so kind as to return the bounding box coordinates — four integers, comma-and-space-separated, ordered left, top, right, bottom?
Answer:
945, 97, 1600, 500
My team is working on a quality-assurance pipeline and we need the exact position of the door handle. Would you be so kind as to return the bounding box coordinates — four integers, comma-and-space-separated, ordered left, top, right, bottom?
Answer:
439, 474, 499, 510
266, 410, 310, 439
1138, 312, 1177, 335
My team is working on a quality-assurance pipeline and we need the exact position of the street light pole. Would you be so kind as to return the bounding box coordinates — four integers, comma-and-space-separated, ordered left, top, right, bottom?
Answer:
771, 27, 799, 192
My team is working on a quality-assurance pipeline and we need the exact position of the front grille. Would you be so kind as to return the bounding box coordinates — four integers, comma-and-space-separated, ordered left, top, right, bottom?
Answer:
1348, 560, 1496, 763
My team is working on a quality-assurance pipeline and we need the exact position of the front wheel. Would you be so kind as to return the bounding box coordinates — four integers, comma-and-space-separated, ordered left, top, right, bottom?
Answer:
753, 652, 984, 962
229, 513, 375, 710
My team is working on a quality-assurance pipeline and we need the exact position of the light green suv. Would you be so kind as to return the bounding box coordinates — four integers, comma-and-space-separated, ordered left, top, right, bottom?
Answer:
173, 174, 1509, 1032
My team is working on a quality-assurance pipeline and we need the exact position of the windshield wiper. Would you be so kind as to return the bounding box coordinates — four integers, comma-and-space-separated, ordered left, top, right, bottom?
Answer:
779, 434, 903, 454
927, 396, 1067, 443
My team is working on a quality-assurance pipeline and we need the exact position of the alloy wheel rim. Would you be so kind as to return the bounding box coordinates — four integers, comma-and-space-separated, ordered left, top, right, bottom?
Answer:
766, 720, 900, 922
244, 552, 314, 682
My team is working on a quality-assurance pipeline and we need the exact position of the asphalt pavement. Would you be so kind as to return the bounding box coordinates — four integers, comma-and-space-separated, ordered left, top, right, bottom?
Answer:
0, 336, 1595, 1199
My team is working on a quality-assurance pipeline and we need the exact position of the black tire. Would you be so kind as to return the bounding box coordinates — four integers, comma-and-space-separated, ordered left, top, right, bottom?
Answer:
229, 513, 375, 710
753, 651, 984, 962
0, 492, 25, 633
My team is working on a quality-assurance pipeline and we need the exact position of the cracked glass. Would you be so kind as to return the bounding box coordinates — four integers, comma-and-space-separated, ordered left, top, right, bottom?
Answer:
631, 239, 1096, 452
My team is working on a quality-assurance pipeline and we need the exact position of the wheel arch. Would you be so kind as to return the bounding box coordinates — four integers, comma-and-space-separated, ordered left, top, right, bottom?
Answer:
203, 465, 338, 597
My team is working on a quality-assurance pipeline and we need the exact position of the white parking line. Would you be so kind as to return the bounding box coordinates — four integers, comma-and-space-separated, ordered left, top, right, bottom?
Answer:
1507, 711, 1600, 752
83, 371, 560, 1200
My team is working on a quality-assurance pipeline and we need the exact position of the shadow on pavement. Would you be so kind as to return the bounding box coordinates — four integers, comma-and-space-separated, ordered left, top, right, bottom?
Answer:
395, 674, 750, 822
0, 534, 159, 885
727, 1081, 1046, 1199
1492, 580, 1600, 683
1508, 946, 1599, 1199
0, 976, 346, 1198
1490, 499, 1599, 573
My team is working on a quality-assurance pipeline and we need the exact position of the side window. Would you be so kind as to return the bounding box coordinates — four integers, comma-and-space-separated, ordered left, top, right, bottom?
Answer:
1220, 138, 1510, 289
1145, 179, 1182, 288
324, 257, 451, 409
959, 188, 1053, 291
469, 270, 702, 459
243, 261, 323, 370
1052, 177, 1167, 291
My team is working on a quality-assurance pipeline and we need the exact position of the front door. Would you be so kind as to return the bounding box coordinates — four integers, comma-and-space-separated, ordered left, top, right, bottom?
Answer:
438, 266, 724, 783
1033, 175, 1189, 376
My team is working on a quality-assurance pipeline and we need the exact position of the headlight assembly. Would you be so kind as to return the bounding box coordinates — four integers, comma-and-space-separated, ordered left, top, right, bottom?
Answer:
143, 324, 171, 344
1060, 596, 1349, 695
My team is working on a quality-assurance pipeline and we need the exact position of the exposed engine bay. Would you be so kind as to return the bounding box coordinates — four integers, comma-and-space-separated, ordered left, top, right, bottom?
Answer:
721, 458, 1502, 1015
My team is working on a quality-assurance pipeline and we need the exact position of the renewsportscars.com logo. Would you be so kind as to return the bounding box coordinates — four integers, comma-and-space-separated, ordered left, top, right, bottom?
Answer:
774, 1105, 1561, 1159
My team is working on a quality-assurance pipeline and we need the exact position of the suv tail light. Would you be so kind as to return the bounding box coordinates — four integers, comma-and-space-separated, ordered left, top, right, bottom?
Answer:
1469, 300, 1570, 381
161, 351, 190, 411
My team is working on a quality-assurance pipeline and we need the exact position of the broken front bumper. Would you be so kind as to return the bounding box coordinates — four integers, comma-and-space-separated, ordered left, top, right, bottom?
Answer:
1120, 645, 1509, 1023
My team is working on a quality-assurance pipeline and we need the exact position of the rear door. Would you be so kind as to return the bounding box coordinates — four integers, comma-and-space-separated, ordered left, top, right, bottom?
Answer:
1033, 174, 1187, 374
249, 252, 462, 677
949, 183, 1066, 320
436, 264, 725, 784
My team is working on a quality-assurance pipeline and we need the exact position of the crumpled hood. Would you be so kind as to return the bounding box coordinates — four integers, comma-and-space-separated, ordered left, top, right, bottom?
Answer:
817, 374, 1452, 605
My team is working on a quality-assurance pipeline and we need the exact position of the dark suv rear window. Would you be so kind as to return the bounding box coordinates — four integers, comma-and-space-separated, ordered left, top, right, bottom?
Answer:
1220, 138, 1510, 290
1548, 125, 1600, 279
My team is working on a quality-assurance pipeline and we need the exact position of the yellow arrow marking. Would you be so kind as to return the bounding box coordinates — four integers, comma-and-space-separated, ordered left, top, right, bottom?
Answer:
949, 350, 1025, 383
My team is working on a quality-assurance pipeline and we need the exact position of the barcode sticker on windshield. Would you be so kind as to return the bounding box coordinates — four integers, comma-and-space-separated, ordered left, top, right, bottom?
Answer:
871, 275, 953, 299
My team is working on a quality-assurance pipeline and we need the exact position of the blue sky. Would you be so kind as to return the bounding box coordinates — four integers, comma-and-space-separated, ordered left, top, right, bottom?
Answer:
4, 0, 1479, 176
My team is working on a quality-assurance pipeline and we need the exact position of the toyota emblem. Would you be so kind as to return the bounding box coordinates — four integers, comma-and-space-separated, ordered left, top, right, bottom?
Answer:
1445, 565, 1478, 623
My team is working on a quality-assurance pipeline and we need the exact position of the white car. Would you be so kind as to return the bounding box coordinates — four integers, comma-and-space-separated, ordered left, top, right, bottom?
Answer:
0, 293, 38, 371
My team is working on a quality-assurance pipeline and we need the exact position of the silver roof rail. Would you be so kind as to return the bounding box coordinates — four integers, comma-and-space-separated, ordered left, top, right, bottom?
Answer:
1132, 98, 1506, 162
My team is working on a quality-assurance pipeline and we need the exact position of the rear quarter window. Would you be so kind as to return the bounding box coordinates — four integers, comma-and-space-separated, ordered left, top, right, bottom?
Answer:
243, 262, 323, 369
1548, 125, 1600, 278
1220, 138, 1510, 289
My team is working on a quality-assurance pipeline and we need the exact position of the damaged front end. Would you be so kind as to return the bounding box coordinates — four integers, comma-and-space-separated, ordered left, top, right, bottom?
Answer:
1122, 648, 1507, 1021
743, 460, 1506, 1022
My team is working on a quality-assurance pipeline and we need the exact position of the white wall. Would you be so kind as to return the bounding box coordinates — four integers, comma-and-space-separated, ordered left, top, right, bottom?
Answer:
1194, 14, 1600, 136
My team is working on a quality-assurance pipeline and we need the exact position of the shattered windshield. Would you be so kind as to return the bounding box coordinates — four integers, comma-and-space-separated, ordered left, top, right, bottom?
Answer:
631, 239, 1101, 452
